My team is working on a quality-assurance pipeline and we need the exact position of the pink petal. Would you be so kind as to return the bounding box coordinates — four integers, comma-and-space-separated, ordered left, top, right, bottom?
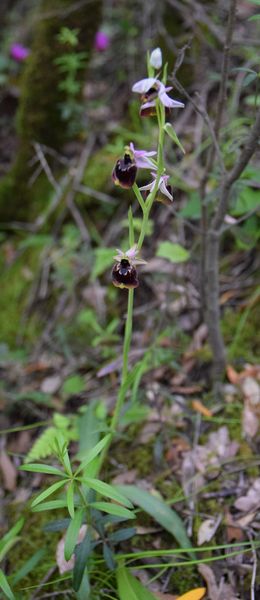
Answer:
132, 78, 157, 94
139, 181, 154, 192
159, 91, 184, 108
126, 245, 138, 259
159, 179, 173, 201
140, 100, 156, 110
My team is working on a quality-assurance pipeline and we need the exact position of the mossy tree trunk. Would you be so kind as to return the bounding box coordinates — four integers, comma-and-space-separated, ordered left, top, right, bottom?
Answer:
0, 0, 101, 221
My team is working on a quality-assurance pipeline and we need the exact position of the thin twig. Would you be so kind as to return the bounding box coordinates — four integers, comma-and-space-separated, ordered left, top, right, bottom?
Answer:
65, 135, 96, 245
213, 106, 260, 230
30, 566, 56, 600
32, 142, 61, 194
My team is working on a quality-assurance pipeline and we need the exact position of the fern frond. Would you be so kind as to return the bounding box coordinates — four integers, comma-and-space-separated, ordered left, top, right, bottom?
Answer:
25, 427, 58, 463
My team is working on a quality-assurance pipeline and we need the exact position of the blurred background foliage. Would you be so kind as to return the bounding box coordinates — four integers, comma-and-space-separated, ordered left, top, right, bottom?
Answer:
0, 0, 259, 364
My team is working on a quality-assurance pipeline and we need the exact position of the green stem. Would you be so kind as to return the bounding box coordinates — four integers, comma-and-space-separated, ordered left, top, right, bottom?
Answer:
111, 287, 134, 432
98, 288, 134, 468
132, 182, 145, 212
99, 98, 166, 472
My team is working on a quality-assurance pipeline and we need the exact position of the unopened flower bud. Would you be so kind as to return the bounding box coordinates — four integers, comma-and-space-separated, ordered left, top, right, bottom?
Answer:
149, 48, 162, 70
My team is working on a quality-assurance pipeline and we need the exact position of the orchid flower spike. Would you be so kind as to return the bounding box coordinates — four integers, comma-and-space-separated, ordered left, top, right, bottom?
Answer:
112, 245, 147, 290
128, 142, 157, 170
132, 77, 184, 117
139, 172, 173, 203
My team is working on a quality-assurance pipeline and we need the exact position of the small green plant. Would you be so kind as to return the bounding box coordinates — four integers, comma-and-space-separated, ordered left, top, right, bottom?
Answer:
54, 27, 88, 133
20, 432, 134, 593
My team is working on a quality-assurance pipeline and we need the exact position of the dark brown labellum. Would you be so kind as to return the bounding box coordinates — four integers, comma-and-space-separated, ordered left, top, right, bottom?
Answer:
139, 104, 157, 117
141, 86, 159, 103
112, 153, 137, 188
112, 259, 139, 289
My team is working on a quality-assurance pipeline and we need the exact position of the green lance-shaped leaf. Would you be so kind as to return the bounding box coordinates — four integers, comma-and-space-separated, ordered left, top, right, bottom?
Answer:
164, 122, 186, 154
0, 517, 24, 561
115, 485, 194, 555
90, 502, 135, 520
75, 434, 111, 475
64, 509, 84, 561
20, 463, 66, 477
32, 499, 69, 512
66, 481, 75, 519
73, 529, 92, 591
0, 569, 15, 600
80, 477, 133, 509
31, 479, 66, 508
117, 565, 158, 600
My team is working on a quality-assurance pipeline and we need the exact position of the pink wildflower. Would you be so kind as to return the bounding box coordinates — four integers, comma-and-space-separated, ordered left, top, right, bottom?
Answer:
94, 31, 110, 52
10, 43, 30, 62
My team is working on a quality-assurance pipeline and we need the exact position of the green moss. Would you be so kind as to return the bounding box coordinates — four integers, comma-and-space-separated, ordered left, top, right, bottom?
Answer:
169, 565, 202, 595
81, 147, 118, 194
6, 505, 65, 599
0, 248, 41, 347
222, 304, 260, 364
0, 0, 102, 221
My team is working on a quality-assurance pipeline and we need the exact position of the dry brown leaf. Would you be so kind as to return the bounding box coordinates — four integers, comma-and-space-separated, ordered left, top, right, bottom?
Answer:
0, 449, 17, 491
242, 377, 260, 438
181, 427, 239, 494
234, 478, 260, 512
242, 376, 260, 405
226, 364, 240, 385
166, 437, 191, 466
192, 399, 212, 418
112, 469, 137, 485
41, 375, 61, 394
225, 509, 245, 543
198, 564, 238, 599
138, 422, 161, 444
197, 516, 222, 546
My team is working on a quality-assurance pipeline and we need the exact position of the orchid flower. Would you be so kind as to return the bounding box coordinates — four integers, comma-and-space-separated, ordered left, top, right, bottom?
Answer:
132, 77, 184, 114
112, 152, 137, 188
112, 245, 146, 289
129, 142, 157, 170
139, 172, 173, 202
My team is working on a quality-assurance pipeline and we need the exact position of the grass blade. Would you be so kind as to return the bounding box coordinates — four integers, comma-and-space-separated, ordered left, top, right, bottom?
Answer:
115, 485, 193, 555
0, 569, 15, 600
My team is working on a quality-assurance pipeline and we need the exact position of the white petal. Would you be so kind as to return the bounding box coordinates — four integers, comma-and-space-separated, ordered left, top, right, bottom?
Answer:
150, 48, 162, 69
139, 181, 154, 192
160, 180, 173, 201
132, 77, 157, 94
